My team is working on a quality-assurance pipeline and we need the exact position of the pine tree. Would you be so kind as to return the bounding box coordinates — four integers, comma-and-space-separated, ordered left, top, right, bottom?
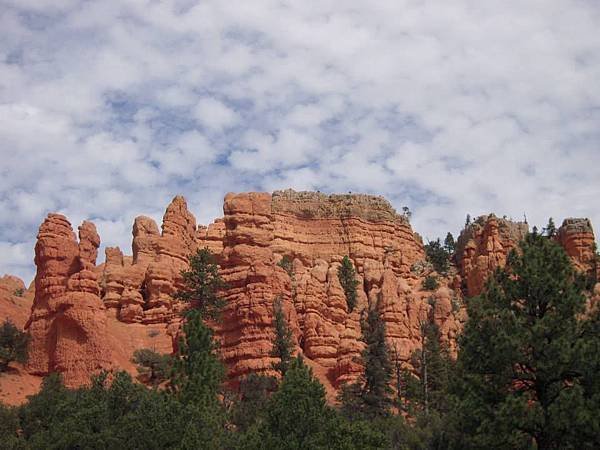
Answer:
544, 217, 557, 238
231, 373, 277, 432
424, 238, 450, 274
453, 232, 600, 449
175, 247, 226, 321
271, 297, 294, 377
338, 256, 359, 312
404, 321, 452, 417
444, 232, 456, 255
169, 311, 225, 407
341, 306, 393, 420
265, 356, 330, 448
0, 319, 28, 372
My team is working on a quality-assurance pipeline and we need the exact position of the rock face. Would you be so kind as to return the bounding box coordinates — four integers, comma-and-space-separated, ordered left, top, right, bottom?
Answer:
557, 218, 597, 276
100, 196, 198, 325
215, 190, 463, 386
456, 214, 528, 297
0, 275, 33, 329
14, 191, 597, 395
26, 215, 111, 387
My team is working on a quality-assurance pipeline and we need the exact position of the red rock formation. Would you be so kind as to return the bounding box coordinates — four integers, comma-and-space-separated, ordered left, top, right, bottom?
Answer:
100, 196, 198, 325
557, 218, 597, 275
214, 190, 463, 387
26, 215, 112, 387
16, 191, 571, 395
0, 275, 33, 329
456, 214, 528, 296
197, 219, 226, 256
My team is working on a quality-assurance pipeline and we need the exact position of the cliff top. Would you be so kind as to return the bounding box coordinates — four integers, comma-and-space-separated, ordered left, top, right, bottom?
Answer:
271, 189, 407, 223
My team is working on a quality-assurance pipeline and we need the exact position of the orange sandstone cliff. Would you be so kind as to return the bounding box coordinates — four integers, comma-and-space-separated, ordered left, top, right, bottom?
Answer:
1, 190, 598, 401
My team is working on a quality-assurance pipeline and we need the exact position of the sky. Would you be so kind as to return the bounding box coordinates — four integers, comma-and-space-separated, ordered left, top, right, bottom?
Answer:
1, 0, 600, 284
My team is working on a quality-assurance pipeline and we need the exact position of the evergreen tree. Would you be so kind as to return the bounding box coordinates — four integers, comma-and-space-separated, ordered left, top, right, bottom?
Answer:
169, 311, 225, 407
544, 217, 557, 238
404, 322, 452, 417
0, 319, 28, 372
271, 297, 294, 377
231, 373, 277, 432
444, 232, 456, 255
0, 402, 24, 449
453, 232, 600, 449
424, 239, 450, 274
338, 256, 359, 312
264, 356, 330, 448
175, 247, 226, 320
341, 306, 393, 420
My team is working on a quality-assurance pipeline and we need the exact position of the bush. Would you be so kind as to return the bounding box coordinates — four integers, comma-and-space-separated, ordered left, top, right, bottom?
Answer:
422, 276, 439, 291
0, 320, 28, 372
132, 348, 172, 385
276, 256, 294, 278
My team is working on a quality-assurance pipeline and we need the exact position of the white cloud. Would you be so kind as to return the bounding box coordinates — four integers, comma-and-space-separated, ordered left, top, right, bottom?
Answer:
193, 98, 237, 131
1, 0, 599, 283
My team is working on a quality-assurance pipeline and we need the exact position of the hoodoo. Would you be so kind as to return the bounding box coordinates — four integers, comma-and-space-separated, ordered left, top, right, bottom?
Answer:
2, 190, 598, 397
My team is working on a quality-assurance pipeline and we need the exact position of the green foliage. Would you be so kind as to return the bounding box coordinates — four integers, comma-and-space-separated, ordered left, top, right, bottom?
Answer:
341, 307, 393, 420
544, 217, 557, 238
338, 256, 359, 312
13, 288, 24, 297
13, 370, 220, 449
453, 232, 600, 449
132, 348, 172, 386
0, 402, 24, 449
0, 319, 28, 372
444, 232, 456, 254
424, 238, 450, 274
277, 255, 294, 278
271, 297, 294, 377
264, 356, 329, 448
169, 311, 225, 411
231, 374, 277, 432
422, 275, 439, 291
404, 322, 453, 418
174, 247, 226, 321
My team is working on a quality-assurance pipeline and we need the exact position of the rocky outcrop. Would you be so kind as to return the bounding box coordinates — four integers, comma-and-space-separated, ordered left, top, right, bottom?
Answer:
100, 196, 198, 324
0, 275, 33, 329
20, 191, 599, 395
557, 218, 597, 276
26, 215, 111, 387
456, 214, 528, 297
215, 190, 463, 386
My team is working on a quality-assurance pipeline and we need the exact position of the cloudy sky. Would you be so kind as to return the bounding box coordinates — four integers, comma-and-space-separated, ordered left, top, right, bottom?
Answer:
1, 0, 600, 283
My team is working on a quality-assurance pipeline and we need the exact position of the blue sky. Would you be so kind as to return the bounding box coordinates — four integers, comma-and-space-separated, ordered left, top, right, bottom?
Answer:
1, 0, 600, 283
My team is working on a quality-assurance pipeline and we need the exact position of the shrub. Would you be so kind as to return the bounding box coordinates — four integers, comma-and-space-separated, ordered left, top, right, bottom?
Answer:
132, 348, 172, 385
277, 255, 294, 278
422, 276, 439, 291
0, 319, 28, 372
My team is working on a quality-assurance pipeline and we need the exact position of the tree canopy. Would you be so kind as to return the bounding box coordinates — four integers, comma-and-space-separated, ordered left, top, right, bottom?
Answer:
453, 231, 600, 449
